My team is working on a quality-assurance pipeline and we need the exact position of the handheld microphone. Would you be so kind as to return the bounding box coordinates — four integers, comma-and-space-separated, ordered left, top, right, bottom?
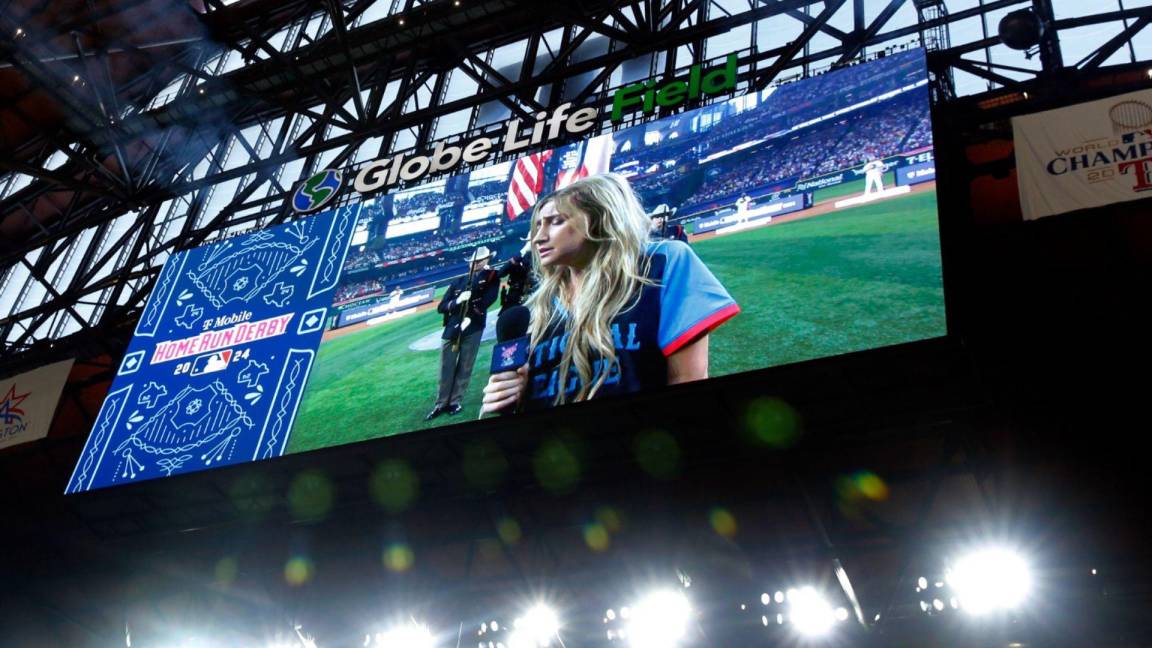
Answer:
490, 305, 530, 373
484, 305, 530, 418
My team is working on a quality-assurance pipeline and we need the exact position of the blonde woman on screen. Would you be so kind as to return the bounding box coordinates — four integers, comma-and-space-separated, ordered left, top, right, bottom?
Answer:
481, 173, 740, 414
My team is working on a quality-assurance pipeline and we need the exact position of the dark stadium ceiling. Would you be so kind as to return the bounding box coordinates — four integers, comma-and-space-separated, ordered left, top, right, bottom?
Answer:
0, 0, 1150, 366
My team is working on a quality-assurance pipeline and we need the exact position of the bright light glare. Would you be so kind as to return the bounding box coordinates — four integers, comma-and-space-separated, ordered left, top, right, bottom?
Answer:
374, 622, 435, 647
946, 548, 1032, 615
625, 590, 691, 648
789, 587, 835, 638
509, 605, 559, 647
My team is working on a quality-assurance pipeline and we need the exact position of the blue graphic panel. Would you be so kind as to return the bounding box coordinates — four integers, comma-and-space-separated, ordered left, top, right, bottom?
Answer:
66, 205, 359, 493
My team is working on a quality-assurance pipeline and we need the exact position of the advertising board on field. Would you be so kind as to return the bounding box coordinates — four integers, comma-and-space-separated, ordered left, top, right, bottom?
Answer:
68, 49, 946, 492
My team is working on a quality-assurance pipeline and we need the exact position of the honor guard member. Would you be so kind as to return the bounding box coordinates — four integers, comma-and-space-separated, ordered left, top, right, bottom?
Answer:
499, 242, 535, 314
426, 246, 500, 420
650, 204, 688, 243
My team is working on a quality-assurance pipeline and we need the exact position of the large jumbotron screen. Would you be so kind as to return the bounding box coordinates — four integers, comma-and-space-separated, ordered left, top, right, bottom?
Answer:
67, 50, 944, 492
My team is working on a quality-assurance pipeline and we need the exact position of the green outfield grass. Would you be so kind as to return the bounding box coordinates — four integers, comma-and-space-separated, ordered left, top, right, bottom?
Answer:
693, 189, 945, 375
286, 189, 945, 453
810, 173, 896, 203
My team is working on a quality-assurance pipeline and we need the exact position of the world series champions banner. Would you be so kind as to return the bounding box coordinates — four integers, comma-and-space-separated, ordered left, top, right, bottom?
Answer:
66, 205, 359, 493
1014, 88, 1152, 220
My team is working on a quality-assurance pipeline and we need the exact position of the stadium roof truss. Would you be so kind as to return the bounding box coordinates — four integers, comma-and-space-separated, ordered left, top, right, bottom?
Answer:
1, 0, 1150, 368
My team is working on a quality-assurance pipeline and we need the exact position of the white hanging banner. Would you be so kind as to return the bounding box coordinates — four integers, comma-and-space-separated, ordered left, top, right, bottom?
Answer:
0, 358, 74, 451
1013, 89, 1152, 220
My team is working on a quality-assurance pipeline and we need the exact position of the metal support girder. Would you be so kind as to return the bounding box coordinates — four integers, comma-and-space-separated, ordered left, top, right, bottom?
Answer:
1079, 12, 1152, 70
70, 32, 135, 194
325, 0, 369, 123
1, 0, 822, 265
785, 5, 851, 43
1032, 0, 1064, 72
753, 0, 851, 89
2, 0, 1147, 361
0, 18, 110, 135
950, 57, 1027, 89
837, 0, 909, 65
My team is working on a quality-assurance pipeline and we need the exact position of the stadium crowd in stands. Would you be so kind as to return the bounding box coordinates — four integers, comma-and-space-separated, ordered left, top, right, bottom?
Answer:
340, 222, 508, 287
619, 88, 932, 213
394, 189, 456, 216
466, 179, 505, 204
334, 279, 385, 304
609, 51, 932, 212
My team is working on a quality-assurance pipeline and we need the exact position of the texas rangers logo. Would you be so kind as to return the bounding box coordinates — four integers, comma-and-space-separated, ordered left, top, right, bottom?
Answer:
292, 169, 342, 213
0, 384, 30, 425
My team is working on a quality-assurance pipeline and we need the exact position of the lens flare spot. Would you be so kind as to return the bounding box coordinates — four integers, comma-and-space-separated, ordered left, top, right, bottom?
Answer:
477, 538, 504, 563
214, 556, 238, 588
744, 397, 801, 447
284, 556, 312, 586
584, 523, 611, 552
370, 459, 419, 513
497, 517, 522, 545
287, 470, 334, 521
228, 475, 275, 514
709, 508, 738, 538
595, 506, 623, 533
533, 437, 581, 493
632, 428, 681, 479
854, 471, 889, 501
382, 543, 414, 573
462, 439, 509, 491
837, 470, 890, 512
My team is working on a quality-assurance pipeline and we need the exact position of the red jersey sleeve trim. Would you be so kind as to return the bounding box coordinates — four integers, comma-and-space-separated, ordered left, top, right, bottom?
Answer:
662, 302, 741, 356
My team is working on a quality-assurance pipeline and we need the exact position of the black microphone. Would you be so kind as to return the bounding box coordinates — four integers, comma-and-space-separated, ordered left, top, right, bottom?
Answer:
491, 305, 530, 372
496, 304, 529, 341
487, 305, 531, 416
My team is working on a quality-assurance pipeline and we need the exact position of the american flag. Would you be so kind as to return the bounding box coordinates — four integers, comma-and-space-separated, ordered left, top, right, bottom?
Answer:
555, 133, 615, 190
505, 150, 552, 220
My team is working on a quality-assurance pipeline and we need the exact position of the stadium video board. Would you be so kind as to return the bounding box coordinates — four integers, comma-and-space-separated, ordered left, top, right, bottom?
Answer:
68, 49, 944, 492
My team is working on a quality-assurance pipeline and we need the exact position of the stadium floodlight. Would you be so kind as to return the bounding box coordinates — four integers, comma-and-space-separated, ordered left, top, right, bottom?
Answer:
788, 587, 836, 638
373, 621, 436, 647
507, 604, 559, 648
625, 589, 692, 648
946, 547, 1032, 615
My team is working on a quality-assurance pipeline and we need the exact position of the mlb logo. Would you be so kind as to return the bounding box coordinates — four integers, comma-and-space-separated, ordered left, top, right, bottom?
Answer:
191, 350, 233, 377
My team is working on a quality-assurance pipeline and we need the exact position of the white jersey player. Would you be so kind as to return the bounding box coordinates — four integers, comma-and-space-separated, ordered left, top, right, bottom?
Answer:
863, 159, 886, 195
735, 194, 752, 222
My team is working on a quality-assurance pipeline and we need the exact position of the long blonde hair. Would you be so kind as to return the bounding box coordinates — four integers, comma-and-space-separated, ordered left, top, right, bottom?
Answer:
526, 173, 653, 404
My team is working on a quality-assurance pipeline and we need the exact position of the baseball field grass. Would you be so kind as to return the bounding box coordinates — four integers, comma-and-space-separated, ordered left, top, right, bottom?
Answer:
285, 189, 945, 453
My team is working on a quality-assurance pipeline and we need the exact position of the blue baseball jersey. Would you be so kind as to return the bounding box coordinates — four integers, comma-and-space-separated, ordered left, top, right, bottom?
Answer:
525, 241, 739, 407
